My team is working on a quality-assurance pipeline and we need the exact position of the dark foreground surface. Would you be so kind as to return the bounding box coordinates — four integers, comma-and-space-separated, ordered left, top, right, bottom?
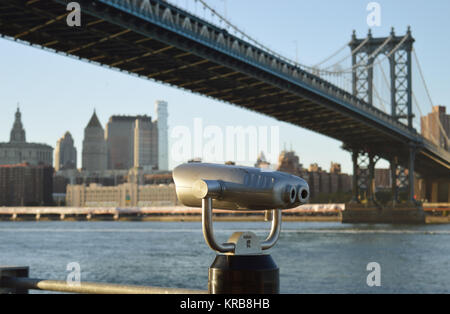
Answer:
0, 221, 449, 293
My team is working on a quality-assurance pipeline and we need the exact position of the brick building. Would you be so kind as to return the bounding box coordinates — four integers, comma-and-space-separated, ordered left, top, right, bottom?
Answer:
273, 151, 352, 199
0, 163, 53, 206
421, 106, 450, 151
375, 168, 391, 190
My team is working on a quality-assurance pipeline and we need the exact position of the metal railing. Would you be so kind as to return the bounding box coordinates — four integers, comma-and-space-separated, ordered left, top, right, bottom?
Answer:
0, 267, 207, 294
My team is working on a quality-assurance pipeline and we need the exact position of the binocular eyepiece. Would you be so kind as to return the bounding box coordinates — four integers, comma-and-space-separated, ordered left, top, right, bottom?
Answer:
173, 163, 309, 210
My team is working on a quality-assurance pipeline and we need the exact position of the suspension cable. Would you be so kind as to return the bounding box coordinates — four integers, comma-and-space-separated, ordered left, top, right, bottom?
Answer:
379, 61, 422, 129
372, 82, 387, 112
321, 37, 369, 71
333, 34, 408, 75
191, 0, 360, 75
312, 41, 351, 68
191, 1, 402, 77
413, 49, 450, 145
411, 91, 437, 141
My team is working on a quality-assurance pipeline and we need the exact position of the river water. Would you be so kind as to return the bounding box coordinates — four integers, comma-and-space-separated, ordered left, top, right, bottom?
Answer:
0, 221, 449, 293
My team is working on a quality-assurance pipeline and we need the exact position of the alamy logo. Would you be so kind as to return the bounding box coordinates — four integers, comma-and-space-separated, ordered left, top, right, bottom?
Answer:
366, 262, 381, 287
170, 118, 279, 165
366, 2, 381, 27
66, 2, 81, 27
66, 262, 81, 286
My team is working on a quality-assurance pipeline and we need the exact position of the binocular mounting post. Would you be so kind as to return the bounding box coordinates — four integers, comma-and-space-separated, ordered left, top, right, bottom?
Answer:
202, 197, 281, 294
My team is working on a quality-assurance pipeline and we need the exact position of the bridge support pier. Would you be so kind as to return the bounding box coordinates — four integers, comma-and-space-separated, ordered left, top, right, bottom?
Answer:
390, 157, 399, 204
349, 149, 378, 205
408, 145, 416, 202
342, 29, 436, 224
446, 183, 449, 203
350, 150, 359, 203
432, 182, 439, 203
367, 153, 379, 205
343, 149, 424, 224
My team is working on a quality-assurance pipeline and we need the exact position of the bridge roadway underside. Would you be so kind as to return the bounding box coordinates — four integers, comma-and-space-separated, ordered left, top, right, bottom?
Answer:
1, 0, 449, 177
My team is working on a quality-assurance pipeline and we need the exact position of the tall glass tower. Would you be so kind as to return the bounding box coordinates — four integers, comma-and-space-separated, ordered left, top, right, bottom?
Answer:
155, 100, 168, 170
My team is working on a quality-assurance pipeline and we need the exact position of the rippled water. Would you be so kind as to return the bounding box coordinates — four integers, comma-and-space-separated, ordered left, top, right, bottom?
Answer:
1, 221, 449, 293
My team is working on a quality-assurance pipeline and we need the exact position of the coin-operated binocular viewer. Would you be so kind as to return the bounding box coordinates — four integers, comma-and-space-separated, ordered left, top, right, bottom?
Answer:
173, 163, 309, 294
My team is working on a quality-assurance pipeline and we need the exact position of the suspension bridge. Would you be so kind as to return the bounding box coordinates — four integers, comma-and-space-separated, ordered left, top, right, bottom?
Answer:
1, 0, 449, 222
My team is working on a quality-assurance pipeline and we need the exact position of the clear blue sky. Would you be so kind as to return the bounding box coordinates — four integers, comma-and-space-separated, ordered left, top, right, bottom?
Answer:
0, 0, 449, 173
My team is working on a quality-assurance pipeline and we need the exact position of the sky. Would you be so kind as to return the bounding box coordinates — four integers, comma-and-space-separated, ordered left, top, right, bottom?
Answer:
0, 0, 449, 173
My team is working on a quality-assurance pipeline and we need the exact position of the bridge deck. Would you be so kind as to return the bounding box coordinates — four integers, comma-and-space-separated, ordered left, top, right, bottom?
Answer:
1, 0, 449, 176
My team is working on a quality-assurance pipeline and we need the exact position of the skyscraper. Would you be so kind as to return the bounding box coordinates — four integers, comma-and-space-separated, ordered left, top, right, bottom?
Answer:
134, 117, 158, 169
105, 116, 136, 169
82, 103, 167, 172
82, 110, 107, 171
155, 100, 168, 170
106, 115, 158, 170
55, 131, 77, 171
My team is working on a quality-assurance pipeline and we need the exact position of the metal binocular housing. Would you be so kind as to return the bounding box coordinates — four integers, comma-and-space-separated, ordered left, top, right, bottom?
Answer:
173, 163, 309, 211
173, 163, 309, 254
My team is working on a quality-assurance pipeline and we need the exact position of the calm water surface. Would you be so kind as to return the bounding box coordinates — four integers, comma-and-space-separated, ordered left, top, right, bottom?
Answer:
0, 221, 449, 293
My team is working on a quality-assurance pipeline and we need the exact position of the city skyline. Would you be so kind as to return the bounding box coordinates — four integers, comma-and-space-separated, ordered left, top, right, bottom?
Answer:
0, 105, 383, 173
0, 96, 446, 173
0, 105, 168, 171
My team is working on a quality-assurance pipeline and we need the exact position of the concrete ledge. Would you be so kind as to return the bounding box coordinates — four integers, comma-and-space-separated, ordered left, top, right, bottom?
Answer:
343, 203, 425, 224
425, 216, 450, 224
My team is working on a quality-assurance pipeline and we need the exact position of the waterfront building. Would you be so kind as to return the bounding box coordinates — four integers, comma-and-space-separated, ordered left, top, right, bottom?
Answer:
0, 108, 53, 166
375, 168, 392, 190
54, 167, 172, 197
421, 106, 450, 151
82, 110, 107, 171
66, 182, 178, 207
55, 131, 77, 171
0, 163, 53, 206
274, 150, 351, 199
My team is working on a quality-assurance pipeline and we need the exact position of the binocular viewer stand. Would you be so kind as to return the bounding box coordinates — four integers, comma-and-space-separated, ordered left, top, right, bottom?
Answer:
202, 198, 280, 294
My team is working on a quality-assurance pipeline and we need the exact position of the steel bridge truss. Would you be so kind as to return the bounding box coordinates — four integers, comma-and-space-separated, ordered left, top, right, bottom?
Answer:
350, 28, 414, 128
350, 144, 417, 205
348, 28, 419, 205
351, 150, 380, 203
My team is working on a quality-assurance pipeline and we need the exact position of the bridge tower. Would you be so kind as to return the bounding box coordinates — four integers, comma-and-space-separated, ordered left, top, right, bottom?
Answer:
344, 28, 424, 223
349, 27, 415, 127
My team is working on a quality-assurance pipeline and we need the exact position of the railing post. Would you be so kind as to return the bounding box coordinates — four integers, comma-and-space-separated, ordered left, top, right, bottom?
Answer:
0, 266, 29, 294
